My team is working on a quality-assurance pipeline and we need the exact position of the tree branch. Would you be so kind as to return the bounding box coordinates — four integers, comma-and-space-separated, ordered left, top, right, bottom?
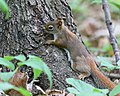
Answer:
102, 0, 120, 63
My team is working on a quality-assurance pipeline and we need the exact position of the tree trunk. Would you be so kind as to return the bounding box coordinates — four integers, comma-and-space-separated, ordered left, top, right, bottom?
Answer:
0, 0, 95, 93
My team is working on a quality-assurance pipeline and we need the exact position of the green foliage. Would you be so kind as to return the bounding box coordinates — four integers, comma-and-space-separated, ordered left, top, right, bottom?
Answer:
0, 57, 15, 70
92, 0, 120, 8
68, 0, 87, 12
18, 55, 52, 88
0, 82, 32, 96
4, 55, 26, 62
92, 0, 120, 13
117, 60, 120, 66
97, 56, 120, 71
117, 35, 120, 45
0, 0, 10, 19
102, 44, 113, 53
33, 68, 42, 80
66, 78, 109, 96
83, 39, 91, 47
0, 82, 14, 91
66, 78, 120, 96
17, 87, 32, 96
91, 0, 101, 4
109, 84, 120, 96
0, 69, 16, 81
68, 0, 88, 20
109, 0, 120, 9
84, 38, 113, 56
0, 55, 52, 95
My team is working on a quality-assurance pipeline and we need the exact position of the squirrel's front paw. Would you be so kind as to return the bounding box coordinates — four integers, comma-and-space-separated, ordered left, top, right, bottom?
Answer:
77, 73, 90, 80
46, 40, 54, 44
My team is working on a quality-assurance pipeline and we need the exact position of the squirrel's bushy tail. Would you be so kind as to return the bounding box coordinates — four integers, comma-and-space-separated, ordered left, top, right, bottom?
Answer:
87, 56, 116, 90
91, 69, 115, 90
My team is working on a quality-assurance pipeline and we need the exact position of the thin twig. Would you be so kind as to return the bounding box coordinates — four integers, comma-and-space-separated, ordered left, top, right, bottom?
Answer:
102, 0, 120, 63
103, 72, 120, 79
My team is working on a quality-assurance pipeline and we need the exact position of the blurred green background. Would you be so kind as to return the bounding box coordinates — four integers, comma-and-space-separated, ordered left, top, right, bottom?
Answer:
68, 0, 120, 57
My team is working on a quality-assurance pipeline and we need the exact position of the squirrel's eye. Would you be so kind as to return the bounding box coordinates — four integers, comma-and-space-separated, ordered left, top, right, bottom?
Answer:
48, 25, 54, 30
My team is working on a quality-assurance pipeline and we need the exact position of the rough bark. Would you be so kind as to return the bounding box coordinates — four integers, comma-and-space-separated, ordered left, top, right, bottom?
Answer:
0, 0, 94, 92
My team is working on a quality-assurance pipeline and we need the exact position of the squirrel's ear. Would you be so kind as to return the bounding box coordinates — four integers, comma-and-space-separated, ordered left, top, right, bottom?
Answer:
57, 19, 64, 29
57, 19, 63, 25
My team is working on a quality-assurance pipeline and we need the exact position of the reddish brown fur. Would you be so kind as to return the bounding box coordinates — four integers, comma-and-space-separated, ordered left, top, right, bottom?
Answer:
87, 56, 116, 90
44, 18, 120, 95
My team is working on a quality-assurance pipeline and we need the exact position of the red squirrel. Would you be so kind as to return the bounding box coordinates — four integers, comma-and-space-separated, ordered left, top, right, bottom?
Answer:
44, 18, 120, 95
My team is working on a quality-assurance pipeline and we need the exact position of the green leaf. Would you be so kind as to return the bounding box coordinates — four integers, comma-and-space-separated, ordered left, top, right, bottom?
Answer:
33, 68, 42, 80
91, 0, 102, 4
93, 88, 109, 94
16, 87, 32, 96
0, 82, 14, 90
115, 66, 120, 70
0, 70, 16, 81
14, 55, 26, 62
97, 56, 112, 64
97, 56, 116, 71
0, 0, 10, 19
109, 84, 120, 96
28, 55, 40, 59
42, 61, 52, 89
109, 0, 120, 9
100, 62, 116, 71
67, 87, 80, 94
19, 58, 43, 70
0, 82, 32, 96
4, 56, 14, 61
28, 55, 52, 88
97, 56, 120, 70
66, 78, 109, 96
19, 55, 52, 89
66, 78, 83, 91
0, 57, 15, 70
102, 44, 112, 52
4, 55, 26, 62
117, 60, 120, 66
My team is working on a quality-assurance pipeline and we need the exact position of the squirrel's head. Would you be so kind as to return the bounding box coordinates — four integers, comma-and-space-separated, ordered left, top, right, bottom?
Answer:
44, 18, 65, 34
